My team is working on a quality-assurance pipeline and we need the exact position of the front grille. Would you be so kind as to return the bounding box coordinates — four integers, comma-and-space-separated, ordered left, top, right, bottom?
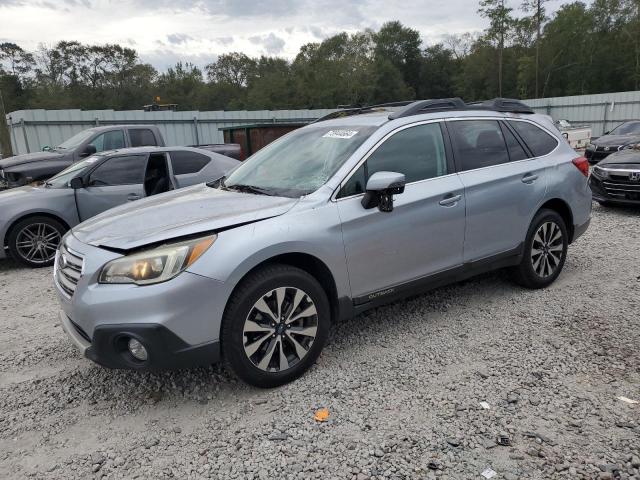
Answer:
596, 145, 622, 152
55, 243, 84, 298
602, 179, 640, 198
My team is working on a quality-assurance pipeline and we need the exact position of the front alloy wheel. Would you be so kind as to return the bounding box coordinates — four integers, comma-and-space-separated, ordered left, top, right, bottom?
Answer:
243, 287, 318, 372
222, 264, 330, 387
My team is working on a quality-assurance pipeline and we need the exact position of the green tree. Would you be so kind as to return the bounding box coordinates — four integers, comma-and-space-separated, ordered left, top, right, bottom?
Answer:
478, 0, 515, 96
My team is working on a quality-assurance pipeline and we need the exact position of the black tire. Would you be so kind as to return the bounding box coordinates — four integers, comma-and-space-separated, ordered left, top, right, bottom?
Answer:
221, 264, 330, 388
7, 216, 67, 268
510, 209, 568, 289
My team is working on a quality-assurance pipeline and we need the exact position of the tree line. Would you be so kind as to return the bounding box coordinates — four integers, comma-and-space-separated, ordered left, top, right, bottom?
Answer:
1, 0, 639, 153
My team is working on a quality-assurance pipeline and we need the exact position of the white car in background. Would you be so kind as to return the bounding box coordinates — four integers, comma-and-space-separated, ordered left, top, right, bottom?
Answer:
555, 119, 592, 150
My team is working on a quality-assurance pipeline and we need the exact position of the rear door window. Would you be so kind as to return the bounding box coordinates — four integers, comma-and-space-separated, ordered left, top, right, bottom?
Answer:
129, 129, 158, 147
501, 123, 529, 161
448, 120, 509, 171
88, 155, 147, 186
170, 151, 211, 175
509, 121, 558, 157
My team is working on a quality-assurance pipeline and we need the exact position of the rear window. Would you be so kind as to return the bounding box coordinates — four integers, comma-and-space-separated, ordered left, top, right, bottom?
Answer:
129, 129, 158, 147
170, 151, 211, 175
509, 121, 558, 157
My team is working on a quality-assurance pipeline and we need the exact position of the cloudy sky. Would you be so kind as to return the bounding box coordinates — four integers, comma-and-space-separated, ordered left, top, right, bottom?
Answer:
1, 0, 570, 71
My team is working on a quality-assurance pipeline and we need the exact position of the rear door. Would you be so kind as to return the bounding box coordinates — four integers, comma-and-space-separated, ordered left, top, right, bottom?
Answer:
75, 154, 147, 221
447, 118, 551, 261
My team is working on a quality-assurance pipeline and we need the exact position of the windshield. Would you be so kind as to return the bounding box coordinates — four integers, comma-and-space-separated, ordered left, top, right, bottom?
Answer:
45, 156, 103, 188
55, 129, 98, 150
610, 121, 640, 135
222, 125, 376, 197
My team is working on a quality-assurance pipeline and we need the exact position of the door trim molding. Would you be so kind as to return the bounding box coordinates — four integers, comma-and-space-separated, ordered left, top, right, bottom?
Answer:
352, 243, 523, 312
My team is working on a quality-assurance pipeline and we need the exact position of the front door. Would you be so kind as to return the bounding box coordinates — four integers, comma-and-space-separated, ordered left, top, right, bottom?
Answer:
76, 154, 148, 221
337, 122, 466, 301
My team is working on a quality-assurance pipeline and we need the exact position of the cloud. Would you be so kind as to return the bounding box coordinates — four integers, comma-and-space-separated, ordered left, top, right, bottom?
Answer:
0, 0, 576, 72
166, 33, 193, 45
215, 36, 234, 46
140, 49, 215, 71
248, 33, 285, 55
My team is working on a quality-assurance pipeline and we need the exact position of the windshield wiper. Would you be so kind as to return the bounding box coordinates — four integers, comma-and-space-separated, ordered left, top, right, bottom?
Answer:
226, 184, 274, 196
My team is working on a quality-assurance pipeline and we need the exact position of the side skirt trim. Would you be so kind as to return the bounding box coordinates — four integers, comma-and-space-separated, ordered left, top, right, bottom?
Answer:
352, 244, 523, 314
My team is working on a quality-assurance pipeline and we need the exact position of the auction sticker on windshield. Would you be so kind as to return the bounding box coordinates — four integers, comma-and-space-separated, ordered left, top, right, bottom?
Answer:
323, 130, 358, 139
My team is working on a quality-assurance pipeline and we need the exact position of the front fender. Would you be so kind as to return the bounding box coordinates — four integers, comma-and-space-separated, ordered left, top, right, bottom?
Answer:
187, 202, 351, 301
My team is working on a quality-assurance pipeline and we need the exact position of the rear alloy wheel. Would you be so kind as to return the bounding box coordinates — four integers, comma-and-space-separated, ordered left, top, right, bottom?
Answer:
222, 265, 330, 387
8, 216, 66, 268
530, 221, 564, 278
510, 209, 568, 289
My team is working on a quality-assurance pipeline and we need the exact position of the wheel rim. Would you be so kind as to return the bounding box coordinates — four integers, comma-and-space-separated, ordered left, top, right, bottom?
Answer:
243, 286, 318, 373
531, 221, 563, 278
15, 223, 61, 265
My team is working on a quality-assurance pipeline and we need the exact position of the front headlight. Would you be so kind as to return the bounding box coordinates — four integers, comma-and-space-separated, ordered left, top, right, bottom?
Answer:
99, 235, 216, 285
586, 143, 595, 150
623, 143, 640, 150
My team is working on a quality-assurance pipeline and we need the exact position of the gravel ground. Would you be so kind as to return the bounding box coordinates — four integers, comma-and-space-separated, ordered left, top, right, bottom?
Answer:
1, 203, 639, 480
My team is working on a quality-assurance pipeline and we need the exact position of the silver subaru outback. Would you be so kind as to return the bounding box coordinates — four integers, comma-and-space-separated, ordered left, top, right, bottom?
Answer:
55, 98, 592, 387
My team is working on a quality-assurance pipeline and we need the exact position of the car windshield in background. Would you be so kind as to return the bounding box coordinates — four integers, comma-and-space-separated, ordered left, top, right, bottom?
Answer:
45, 156, 102, 188
610, 121, 640, 135
55, 129, 97, 150
222, 125, 377, 197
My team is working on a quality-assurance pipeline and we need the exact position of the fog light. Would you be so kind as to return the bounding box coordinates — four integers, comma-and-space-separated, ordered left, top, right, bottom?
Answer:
127, 338, 148, 361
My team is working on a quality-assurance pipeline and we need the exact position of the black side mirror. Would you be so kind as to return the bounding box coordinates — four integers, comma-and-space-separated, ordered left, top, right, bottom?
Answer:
604, 130, 610, 135
81, 144, 97, 157
69, 177, 84, 189
361, 171, 406, 212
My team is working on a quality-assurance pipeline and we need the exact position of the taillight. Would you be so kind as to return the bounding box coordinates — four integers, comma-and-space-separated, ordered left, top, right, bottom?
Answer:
572, 156, 589, 177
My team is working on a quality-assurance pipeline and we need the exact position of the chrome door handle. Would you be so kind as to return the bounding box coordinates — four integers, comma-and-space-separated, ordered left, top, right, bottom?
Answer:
439, 194, 462, 206
522, 174, 538, 184
127, 194, 141, 201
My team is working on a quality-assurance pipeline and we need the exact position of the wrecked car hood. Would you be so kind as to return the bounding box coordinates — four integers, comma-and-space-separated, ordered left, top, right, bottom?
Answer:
0, 151, 65, 169
72, 184, 299, 250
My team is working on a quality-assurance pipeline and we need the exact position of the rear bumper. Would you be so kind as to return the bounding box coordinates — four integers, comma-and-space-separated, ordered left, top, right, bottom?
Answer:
572, 218, 590, 242
59, 311, 220, 370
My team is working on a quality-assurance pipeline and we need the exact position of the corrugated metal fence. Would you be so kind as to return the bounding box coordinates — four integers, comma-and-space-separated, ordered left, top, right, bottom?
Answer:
5, 108, 335, 155
525, 90, 640, 137
6, 90, 640, 155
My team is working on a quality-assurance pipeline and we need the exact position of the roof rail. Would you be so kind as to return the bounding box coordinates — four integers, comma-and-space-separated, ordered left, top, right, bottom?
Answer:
313, 100, 415, 123
467, 98, 534, 114
388, 98, 466, 120
314, 97, 535, 123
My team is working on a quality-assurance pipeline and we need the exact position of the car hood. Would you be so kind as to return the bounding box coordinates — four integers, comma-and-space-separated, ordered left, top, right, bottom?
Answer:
0, 151, 64, 169
593, 134, 640, 147
72, 184, 300, 250
597, 149, 640, 166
